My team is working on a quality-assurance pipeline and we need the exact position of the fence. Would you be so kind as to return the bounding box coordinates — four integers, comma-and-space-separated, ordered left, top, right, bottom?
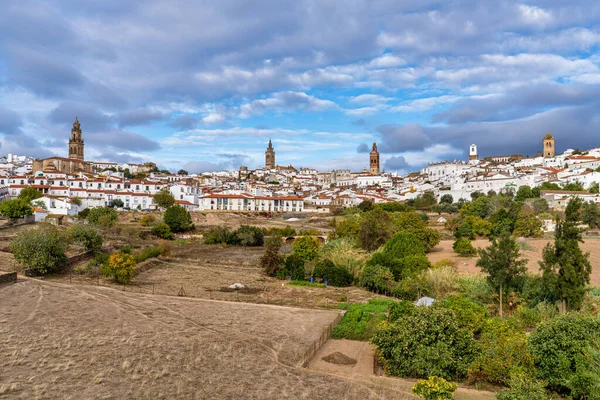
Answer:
300, 312, 343, 368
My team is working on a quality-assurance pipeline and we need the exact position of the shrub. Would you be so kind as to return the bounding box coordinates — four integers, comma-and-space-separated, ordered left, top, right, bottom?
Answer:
319, 238, 367, 278
453, 237, 477, 256
384, 231, 426, 258
10, 227, 69, 274
18, 187, 43, 202
312, 259, 353, 287
529, 312, 600, 398
157, 240, 172, 257
139, 214, 155, 226
288, 280, 326, 288
435, 295, 489, 334
359, 263, 394, 293
266, 225, 296, 237
163, 205, 193, 232
410, 228, 441, 252
372, 308, 478, 380
495, 373, 551, 400
468, 319, 535, 386
261, 239, 284, 277
153, 190, 175, 209
87, 207, 118, 227
292, 236, 321, 261
86, 252, 110, 273
102, 252, 136, 284
388, 300, 417, 321
281, 254, 305, 281
70, 224, 103, 254
513, 209, 543, 238
204, 226, 234, 244
233, 225, 265, 246
420, 266, 461, 299
0, 198, 34, 219
133, 246, 162, 263
151, 223, 174, 240
332, 215, 361, 242
412, 376, 458, 400
459, 275, 494, 304
332, 299, 395, 340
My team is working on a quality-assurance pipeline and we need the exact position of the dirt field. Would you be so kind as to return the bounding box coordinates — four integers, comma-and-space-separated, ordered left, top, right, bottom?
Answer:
1, 278, 463, 400
428, 238, 600, 286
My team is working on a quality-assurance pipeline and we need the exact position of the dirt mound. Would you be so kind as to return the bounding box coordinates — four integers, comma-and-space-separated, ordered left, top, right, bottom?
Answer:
322, 352, 357, 366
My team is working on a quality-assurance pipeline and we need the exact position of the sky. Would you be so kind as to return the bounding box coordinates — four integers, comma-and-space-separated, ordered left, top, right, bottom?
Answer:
1, 1, 600, 174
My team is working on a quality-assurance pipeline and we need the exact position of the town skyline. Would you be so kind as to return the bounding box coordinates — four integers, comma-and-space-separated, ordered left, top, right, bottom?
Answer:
1, 1, 600, 173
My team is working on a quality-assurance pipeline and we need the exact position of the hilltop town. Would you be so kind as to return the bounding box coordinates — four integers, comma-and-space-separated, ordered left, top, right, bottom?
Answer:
0, 118, 599, 217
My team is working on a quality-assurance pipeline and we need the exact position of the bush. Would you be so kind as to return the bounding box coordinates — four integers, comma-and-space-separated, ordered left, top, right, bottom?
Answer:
468, 319, 535, 386
163, 205, 193, 232
261, 240, 284, 277
234, 225, 265, 246
87, 207, 118, 227
139, 214, 155, 226
453, 237, 477, 256
410, 228, 441, 252
495, 373, 551, 400
0, 198, 34, 219
332, 299, 395, 341
288, 280, 325, 288
529, 312, 600, 398
151, 223, 174, 240
459, 275, 494, 304
318, 238, 367, 278
70, 224, 103, 254
420, 266, 461, 299
412, 376, 458, 400
435, 295, 489, 334
359, 263, 394, 293
266, 225, 296, 237
312, 259, 353, 287
358, 209, 394, 251
157, 240, 172, 257
513, 209, 543, 238
102, 252, 136, 284
292, 236, 321, 261
204, 226, 234, 244
388, 300, 417, 321
372, 308, 478, 381
133, 246, 162, 263
10, 227, 69, 274
281, 254, 305, 280
383, 231, 426, 258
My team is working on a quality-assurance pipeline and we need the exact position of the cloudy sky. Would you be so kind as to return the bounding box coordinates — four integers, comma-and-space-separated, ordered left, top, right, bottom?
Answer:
1, 1, 600, 173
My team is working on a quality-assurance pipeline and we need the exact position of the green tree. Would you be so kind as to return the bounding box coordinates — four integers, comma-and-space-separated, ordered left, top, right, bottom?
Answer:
109, 198, 124, 208
476, 233, 527, 317
357, 199, 374, 212
453, 237, 477, 257
312, 259, 353, 286
532, 198, 549, 214
514, 185, 534, 202
540, 198, 592, 311
412, 376, 458, 400
153, 190, 175, 209
102, 252, 136, 284
10, 227, 69, 274
359, 263, 394, 293
490, 208, 517, 236
440, 194, 453, 204
513, 209, 543, 237
177, 169, 188, 175
70, 224, 103, 254
0, 198, 33, 220
291, 235, 321, 261
163, 205, 193, 232
581, 201, 600, 228
589, 181, 599, 194
495, 373, 551, 400
357, 209, 394, 251
372, 308, 478, 380
283, 254, 305, 280
260, 236, 284, 277
460, 196, 491, 219
18, 187, 43, 202
529, 313, 600, 398
87, 207, 118, 227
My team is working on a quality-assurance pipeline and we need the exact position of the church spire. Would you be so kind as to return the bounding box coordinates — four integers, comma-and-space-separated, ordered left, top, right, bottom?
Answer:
69, 117, 84, 161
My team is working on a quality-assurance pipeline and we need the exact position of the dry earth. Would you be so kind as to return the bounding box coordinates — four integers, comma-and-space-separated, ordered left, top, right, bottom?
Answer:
0, 279, 495, 399
428, 238, 600, 286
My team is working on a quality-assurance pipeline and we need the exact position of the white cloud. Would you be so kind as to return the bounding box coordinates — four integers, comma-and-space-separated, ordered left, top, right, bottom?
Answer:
518, 4, 553, 26
392, 95, 461, 112
349, 94, 393, 104
368, 54, 405, 68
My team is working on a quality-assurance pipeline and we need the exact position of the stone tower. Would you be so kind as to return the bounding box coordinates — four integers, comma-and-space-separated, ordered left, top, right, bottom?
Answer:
370, 142, 380, 175
469, 143, 478, 161
265, 139, 275, 169
69, 117, 84, 161
543, 132, 555, 158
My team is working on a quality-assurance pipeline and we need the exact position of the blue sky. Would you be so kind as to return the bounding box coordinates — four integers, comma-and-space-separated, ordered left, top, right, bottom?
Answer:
1, 1, 600, 173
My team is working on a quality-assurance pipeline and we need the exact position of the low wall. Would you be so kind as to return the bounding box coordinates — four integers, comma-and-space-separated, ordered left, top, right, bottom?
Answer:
301, 312, 344, 368
0, 272, 17, 285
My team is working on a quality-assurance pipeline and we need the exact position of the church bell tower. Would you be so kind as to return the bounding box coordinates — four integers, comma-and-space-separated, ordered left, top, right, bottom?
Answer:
370, 142, 380, 175
69, 117, 85, 161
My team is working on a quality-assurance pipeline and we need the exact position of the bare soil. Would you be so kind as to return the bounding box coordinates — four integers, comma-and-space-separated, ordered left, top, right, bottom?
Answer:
1, 278, 463, 400
428, 238, 600, 286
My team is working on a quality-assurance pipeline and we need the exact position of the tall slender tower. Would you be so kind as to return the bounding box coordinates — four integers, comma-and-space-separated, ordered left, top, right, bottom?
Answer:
265, 139, 275, 169
469, 143, 478, 160
69, 117, 84, 161
370, 142, 380, 175
543, 132, 555, 158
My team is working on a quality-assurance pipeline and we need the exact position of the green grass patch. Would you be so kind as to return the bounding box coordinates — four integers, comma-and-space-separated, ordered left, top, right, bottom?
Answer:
173, 239, 192, 245
287, 280, 326, 288
332, 298, 397, 341
589, 287, 600, 297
